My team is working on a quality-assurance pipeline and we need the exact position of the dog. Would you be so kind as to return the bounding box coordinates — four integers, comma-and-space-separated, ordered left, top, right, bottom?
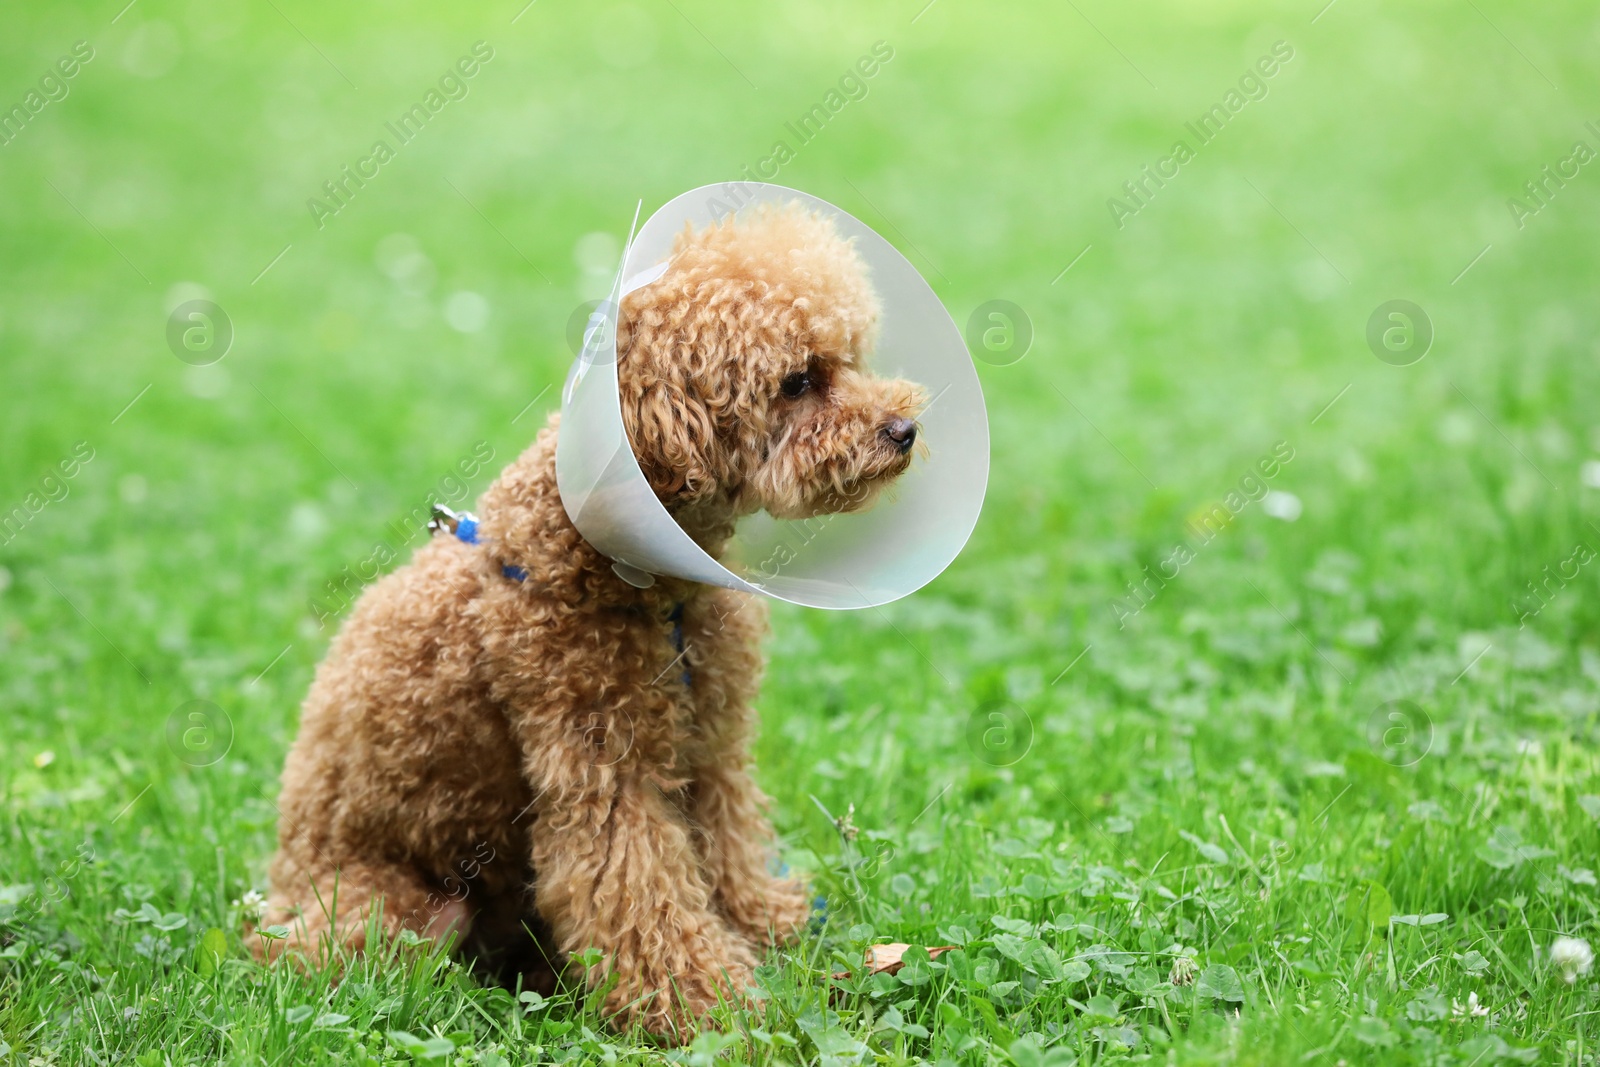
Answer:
258, 203, 927, 1039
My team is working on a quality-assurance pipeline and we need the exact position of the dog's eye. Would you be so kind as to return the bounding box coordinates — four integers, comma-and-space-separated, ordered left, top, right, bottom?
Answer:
779, 371, 813, 399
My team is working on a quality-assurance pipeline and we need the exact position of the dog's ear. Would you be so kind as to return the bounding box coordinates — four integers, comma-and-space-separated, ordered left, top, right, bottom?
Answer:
615, 286, 733, 504
618, 370, 722, 502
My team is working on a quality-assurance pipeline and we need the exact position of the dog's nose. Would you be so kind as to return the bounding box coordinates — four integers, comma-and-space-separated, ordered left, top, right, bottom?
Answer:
882, 418, 917, 453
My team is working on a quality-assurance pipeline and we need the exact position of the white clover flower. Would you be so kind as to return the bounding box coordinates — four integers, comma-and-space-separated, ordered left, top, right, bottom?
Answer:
1169, 955, 1199, 986
233, 888, 267, 924
1550, 936, 1594, 983
1451, 991, 1489, 1019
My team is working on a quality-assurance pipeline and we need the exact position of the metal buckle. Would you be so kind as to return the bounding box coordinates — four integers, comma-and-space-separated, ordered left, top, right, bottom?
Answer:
427, 504, 462, 536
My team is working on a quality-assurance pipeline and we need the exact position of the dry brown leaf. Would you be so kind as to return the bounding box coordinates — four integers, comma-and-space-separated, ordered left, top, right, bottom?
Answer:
831, 942, 960, 980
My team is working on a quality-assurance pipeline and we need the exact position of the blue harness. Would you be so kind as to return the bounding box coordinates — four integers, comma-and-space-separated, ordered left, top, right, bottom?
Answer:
440, 510, 529, 582
430, 505, 689, 685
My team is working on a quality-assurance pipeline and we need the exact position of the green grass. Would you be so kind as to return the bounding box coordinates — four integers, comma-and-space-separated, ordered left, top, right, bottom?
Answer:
5, 0, 1600, 1062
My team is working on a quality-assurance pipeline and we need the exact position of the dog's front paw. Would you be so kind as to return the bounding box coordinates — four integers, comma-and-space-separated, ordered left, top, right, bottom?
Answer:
723, 876, 812, 949
604, 936, 756, 1044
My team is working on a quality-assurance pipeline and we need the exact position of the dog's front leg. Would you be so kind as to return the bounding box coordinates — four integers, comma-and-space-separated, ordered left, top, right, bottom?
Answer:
686, 767, 813, 949
678, 591, 811, 950
527, 768, 757, 1041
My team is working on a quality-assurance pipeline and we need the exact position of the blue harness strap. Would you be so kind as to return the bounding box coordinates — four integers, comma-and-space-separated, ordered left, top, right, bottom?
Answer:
667, 602, 691, 686
429, 505, 686, 684
431, 507, 530, 582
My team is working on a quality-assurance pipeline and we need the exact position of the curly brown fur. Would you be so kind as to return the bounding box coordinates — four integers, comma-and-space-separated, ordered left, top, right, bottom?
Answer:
259, 204, 926, 1041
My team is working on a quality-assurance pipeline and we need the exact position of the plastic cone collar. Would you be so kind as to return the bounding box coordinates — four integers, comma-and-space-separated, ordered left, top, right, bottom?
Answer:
556, 182, 988, 609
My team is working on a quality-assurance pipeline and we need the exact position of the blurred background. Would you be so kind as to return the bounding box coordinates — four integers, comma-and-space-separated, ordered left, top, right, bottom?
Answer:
6, 0, 1595, 720
4, 0, 1600, 1059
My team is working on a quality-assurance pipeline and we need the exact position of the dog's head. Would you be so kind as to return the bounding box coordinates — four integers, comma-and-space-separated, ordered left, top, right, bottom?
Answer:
616, 204, 926, 523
